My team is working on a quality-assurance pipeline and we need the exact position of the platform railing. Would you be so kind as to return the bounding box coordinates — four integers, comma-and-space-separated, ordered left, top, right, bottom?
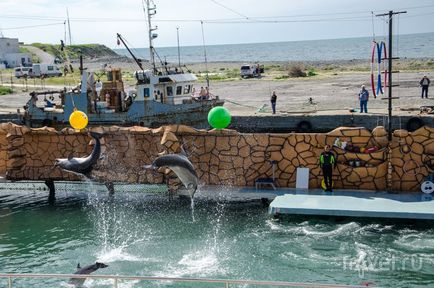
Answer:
0, 273, 371, 288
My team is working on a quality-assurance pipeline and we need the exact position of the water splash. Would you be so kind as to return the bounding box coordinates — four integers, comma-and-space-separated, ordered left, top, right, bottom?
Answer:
190, 197, 195, 223
85, 188, 149, 264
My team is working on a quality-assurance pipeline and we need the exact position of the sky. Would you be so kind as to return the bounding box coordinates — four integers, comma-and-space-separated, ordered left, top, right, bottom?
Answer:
0, 0, 434, 48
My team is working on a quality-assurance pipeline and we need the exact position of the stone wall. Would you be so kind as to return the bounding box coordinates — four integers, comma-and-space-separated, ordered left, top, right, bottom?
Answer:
0, 123, 432, 192
178, 126, 390, 190
0, 128, 7, 175
390, 127, 434, 191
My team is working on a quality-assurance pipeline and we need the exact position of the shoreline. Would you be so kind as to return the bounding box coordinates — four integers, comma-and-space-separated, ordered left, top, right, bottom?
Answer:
0, 57, 433, 117
81, 57, 434, 73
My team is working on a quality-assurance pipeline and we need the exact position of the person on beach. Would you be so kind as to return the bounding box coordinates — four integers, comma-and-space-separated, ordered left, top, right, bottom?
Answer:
420, 75, 430, 98
358, 85, 369, 113
320, 145, 337, 192
270, 91, 277, 114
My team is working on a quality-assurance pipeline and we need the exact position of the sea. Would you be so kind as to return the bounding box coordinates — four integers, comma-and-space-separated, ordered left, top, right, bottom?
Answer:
115, 32, 434, 63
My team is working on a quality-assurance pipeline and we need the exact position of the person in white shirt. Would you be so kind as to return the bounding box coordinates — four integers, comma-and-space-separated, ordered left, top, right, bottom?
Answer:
95, 79, 103, 100
420, 75, 431, 98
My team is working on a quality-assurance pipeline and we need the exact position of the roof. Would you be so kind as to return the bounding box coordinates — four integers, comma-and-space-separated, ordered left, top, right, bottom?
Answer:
164, 73, 197, 83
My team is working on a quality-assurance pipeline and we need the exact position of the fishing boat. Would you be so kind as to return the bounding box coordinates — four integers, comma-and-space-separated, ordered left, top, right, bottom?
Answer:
22, 0, 224, 128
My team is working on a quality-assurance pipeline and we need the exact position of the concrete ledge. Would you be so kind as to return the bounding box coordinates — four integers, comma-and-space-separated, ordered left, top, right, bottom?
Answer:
269, 191, 434, 220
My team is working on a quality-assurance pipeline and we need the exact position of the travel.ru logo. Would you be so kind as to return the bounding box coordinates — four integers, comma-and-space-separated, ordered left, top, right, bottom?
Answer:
342, 253, 427, 278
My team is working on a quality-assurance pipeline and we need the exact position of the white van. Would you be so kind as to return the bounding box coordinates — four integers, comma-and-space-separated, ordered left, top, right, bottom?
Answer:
31, 64, 62, 78
14, 67, 32, 78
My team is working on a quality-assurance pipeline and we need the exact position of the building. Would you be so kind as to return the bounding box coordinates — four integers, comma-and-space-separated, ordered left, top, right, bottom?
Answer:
0, 37, 32, 68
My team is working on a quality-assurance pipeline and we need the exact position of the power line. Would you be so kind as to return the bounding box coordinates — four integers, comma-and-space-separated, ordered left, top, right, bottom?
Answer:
209, 0, 250, 20
1, 22, 65, 30
0, 5, 433, 25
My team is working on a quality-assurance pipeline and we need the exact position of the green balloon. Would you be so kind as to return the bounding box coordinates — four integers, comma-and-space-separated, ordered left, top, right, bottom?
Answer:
208, 106, 231, 129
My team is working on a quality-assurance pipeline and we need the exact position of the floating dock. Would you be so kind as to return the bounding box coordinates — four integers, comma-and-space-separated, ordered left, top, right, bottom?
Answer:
269, 190, 434, 220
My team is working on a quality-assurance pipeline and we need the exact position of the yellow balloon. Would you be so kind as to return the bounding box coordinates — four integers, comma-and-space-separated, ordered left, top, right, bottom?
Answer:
69, 110, 88, 130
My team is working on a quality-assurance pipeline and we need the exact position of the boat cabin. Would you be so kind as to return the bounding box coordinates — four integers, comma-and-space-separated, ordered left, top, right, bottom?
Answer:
134, 70, 198, 105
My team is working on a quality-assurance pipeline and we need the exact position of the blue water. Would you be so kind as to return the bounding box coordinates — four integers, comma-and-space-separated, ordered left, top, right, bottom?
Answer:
115, 32, 434, 63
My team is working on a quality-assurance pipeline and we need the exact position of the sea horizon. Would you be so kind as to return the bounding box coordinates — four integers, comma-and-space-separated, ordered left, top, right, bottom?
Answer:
115, 31, 434, 63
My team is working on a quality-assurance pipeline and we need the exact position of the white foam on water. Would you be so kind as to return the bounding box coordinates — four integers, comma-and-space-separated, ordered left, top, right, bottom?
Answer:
82, 278, 142, 288
394, 233, 434, 251
301, 222, 360, 237
96, 246, 144, 263
155, 249, 225, 279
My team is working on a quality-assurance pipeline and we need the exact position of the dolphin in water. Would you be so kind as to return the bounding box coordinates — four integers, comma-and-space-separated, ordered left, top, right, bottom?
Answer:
145, 149, 198, 198
69, 262, 108, 287
55, 132, 103, 177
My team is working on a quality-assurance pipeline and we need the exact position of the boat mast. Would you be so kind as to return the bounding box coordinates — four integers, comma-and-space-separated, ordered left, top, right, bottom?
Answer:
144, 0, 157, 73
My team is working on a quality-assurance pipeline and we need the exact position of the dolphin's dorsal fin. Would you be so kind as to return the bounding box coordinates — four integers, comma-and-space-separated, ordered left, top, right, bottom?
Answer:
77, 263, 81, 269
68, 152, 74, 160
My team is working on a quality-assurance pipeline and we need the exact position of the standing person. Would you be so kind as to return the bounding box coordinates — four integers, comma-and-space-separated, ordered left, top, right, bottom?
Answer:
270, 91, 277, 114
420, 75, 431, 98
358, 85, 369, 113
95, 79, 103, 100
199, 87, 206, 100
320, 145, 337, 192
105, 92, 111, 105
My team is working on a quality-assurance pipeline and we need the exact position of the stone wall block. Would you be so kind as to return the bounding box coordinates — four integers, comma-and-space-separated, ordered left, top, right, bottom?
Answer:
239, 146, 250, 158
372, 126, 387, 137
215, 137, 230, 151
244, 135, 257, 147
269, 136, 286, 146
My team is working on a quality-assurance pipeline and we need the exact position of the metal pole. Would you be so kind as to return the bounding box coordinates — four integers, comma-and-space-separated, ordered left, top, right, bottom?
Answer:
8, 276, 12, 288
113, 277, 118, 288
145, 0, 157, 73
200, 21, 210, 88
388, 10, 393, 141
66, 8, 72, 45
176, 27, 181, 69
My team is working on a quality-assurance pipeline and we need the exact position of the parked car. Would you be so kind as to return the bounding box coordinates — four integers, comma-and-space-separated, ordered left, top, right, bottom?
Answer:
14, 67, 32, 78
240, 64, 257, 78
240, 64, 264, 78
31, 64, 62, 78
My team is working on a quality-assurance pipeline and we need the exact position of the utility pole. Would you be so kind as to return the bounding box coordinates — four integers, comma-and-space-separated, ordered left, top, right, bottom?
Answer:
376, 10, 406, 141
176, 27, 181, 69
66, 8, 72, 45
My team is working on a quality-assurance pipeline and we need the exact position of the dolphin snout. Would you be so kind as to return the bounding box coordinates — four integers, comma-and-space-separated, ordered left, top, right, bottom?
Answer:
143, 164, 156, 170
96, 262, 108, 269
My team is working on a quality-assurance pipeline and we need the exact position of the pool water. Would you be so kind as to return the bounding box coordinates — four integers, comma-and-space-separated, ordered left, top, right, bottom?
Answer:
1, 187, 434, 287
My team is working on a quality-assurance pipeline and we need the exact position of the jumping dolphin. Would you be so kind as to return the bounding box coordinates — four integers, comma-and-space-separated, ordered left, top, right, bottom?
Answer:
145, 150, 198, 197
69, 262, 108, 287
55, 132, 103, 177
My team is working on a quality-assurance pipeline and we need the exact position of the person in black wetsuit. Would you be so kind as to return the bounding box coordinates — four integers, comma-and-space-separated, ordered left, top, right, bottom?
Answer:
320, 145, 337, 192
270, 91, 277, 114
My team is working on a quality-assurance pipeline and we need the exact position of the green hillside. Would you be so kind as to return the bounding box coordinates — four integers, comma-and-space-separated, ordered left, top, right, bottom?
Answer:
30, 43, 119, 60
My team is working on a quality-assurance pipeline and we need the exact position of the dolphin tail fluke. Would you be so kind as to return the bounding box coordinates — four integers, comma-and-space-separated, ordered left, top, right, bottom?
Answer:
179, 145, 187, 156
90, 132, 104, 140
